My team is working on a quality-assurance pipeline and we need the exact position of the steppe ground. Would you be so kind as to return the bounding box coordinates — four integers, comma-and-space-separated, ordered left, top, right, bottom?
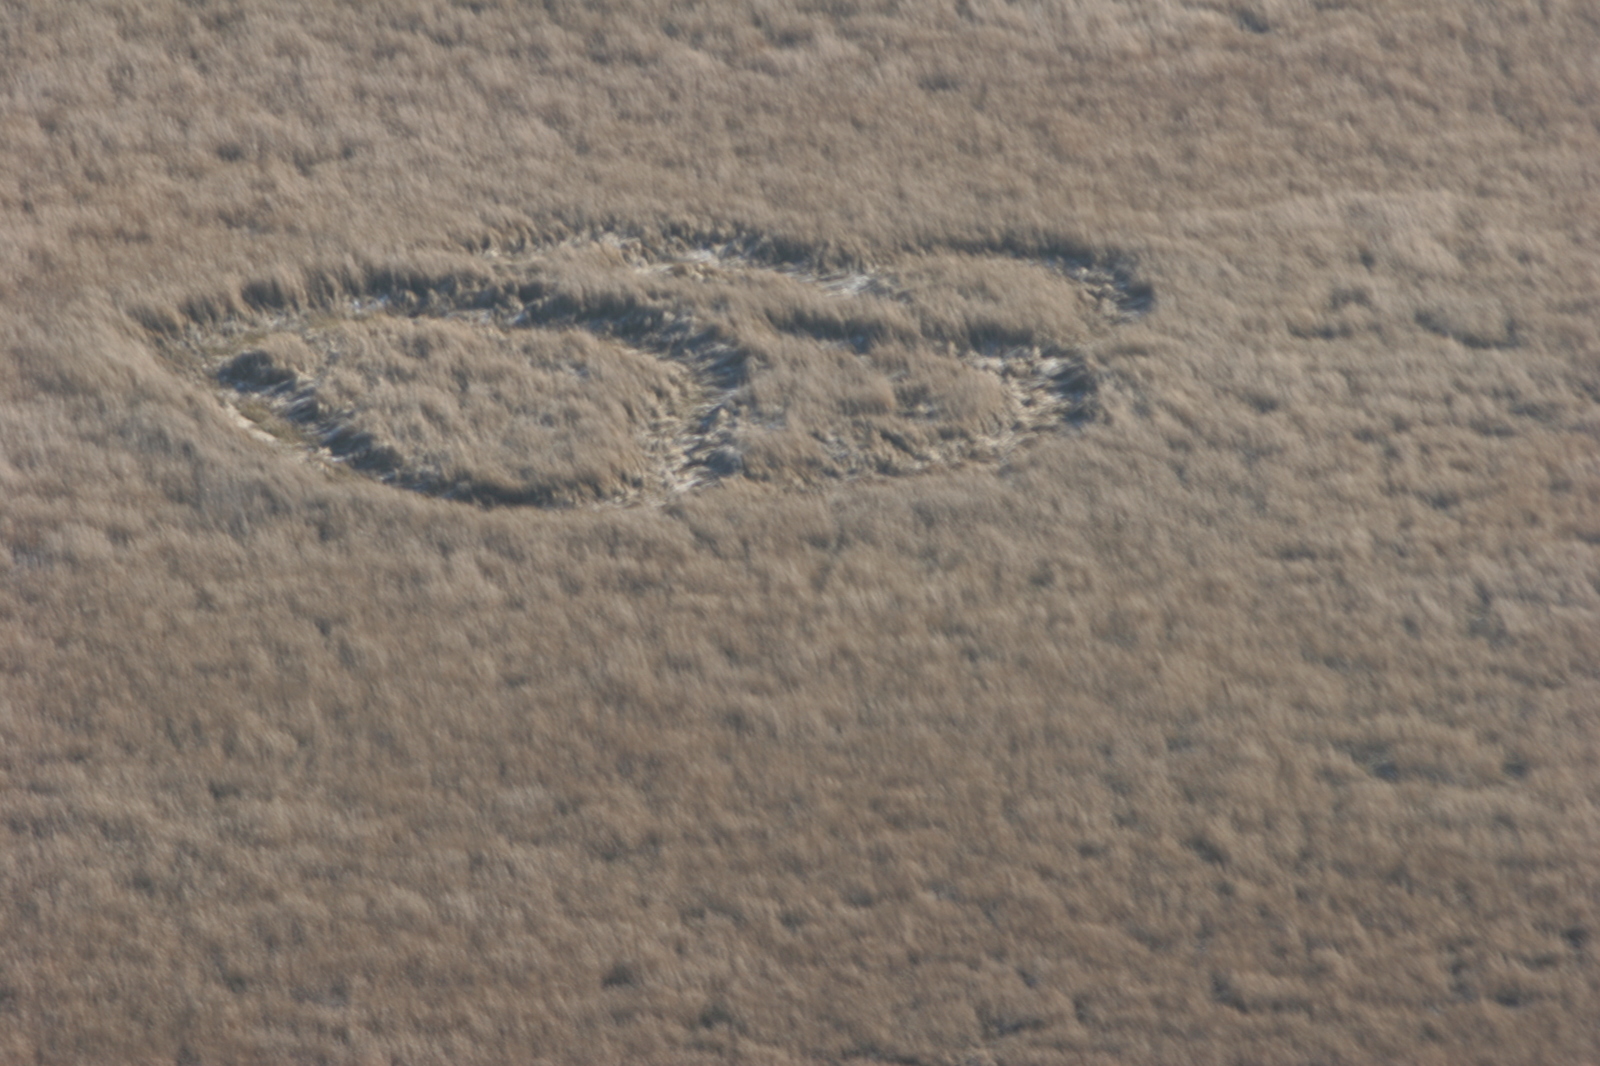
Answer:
3, 1, 1599, 1063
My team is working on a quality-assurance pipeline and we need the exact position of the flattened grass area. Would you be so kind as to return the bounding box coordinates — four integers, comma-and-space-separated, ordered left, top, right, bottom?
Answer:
2, 2, 1598, 1064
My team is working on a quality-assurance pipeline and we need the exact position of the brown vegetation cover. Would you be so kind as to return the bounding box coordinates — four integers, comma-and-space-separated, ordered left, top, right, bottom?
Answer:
2, 1, 1598, 1063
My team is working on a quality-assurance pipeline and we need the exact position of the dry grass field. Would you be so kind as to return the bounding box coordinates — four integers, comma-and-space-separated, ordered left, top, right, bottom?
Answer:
3, 1, 1599, 1063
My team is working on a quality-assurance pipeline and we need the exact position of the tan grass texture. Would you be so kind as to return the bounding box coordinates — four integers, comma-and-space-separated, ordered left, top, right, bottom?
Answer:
3, 1, 1599, 1063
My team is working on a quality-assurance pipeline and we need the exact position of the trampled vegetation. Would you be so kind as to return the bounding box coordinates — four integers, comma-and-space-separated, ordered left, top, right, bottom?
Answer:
2, 2, 1598, 1064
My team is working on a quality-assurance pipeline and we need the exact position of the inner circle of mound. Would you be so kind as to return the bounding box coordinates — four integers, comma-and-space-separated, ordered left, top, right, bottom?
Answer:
149, 232, 1153, 507
219, 319, 697, 506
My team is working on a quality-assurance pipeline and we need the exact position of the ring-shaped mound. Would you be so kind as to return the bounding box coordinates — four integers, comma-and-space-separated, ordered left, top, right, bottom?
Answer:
150, 231, 1153, 506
